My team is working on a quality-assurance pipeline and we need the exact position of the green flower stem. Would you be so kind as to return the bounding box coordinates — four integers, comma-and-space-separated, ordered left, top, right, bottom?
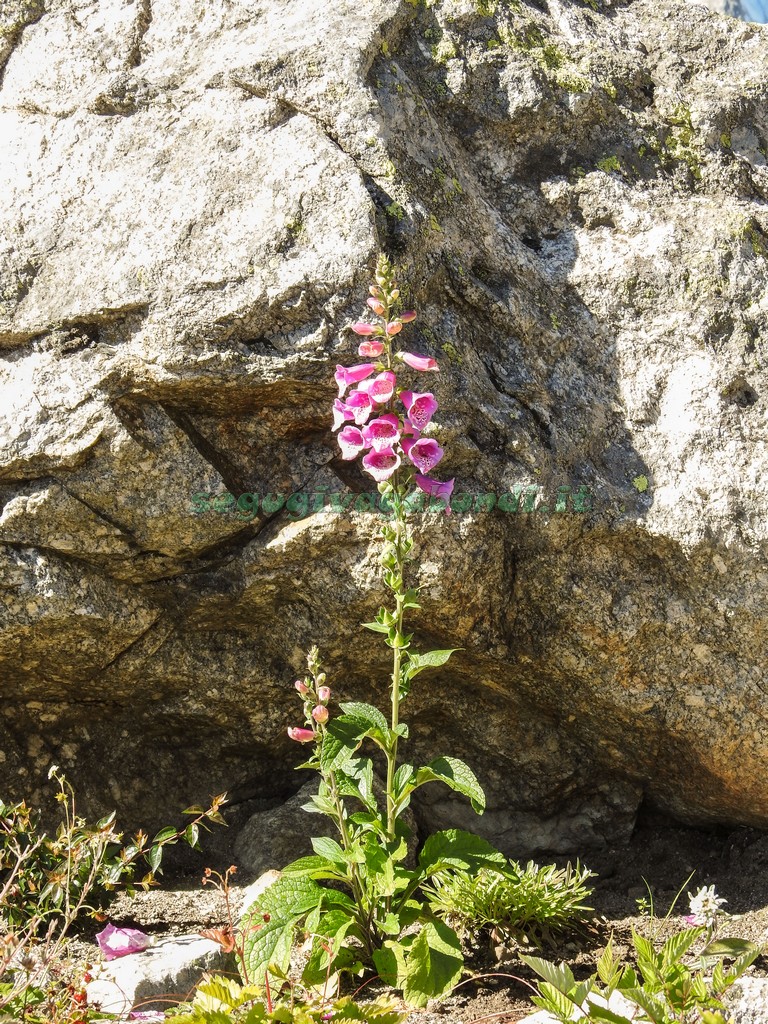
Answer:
385, 497, 406, 841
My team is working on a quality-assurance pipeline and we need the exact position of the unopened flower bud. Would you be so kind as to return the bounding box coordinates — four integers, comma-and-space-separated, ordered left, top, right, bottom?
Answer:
359, 339, 385, 357
294, 680, 309, 694
312, 705, 329, 724
287, 726, 315, 743
400, 310, 417, 323
367, 297, 386, 315
317, 686, 331, 702
389, 288, 400, 300
386, 321, 402, 336
316, 672, 326, 685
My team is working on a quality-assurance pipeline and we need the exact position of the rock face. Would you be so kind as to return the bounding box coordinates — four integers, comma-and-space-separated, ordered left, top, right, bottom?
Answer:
2, 0, 768, 860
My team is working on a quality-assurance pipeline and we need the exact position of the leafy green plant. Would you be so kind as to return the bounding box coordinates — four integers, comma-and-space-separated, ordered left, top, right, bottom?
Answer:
171, 973, 407, 1024
523, 924, 761, 1024
238, 257, 507, 1008
424, 860, 595, 945
0, 767, 226, 1019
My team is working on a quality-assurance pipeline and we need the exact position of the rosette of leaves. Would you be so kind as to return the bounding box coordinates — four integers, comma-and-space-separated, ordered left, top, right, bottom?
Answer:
423, 860, 595, 946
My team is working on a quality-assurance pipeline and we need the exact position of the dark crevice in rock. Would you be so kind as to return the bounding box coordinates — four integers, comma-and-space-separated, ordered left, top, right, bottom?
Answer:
159, 403, 254, 497
96, 612, 166, 675
127, 0, 152, 69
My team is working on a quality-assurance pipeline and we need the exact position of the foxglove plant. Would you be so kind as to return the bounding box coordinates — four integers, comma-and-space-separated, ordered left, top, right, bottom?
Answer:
240, 256, 505, 1007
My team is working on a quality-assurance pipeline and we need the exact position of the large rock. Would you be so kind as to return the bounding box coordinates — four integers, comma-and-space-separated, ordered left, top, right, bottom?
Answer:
2, 0, 768, 856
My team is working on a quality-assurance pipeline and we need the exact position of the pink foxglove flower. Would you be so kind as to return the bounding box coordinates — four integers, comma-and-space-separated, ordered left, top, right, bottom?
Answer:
399, 352, 439, 372
407, 438, 444, 474
96, 924, 151, 960
294, 679, 308, 694
386, 321, 402, 336
367, 298, 386, 315
363, 414, 400, 452
288, 726, 315, 743
362, 448, 401, 482
415, 473, 454, 514
351, 322, 378, 335
317, 686, 331, 702
312, 705, 329, 724
332, 399, 355, 431
345, 389, 373, 424
338, 425, 367, 460
358, 339, 385, 357
335, 362, 376, 397
369, 372, 397, 405
400, 391, 438, 431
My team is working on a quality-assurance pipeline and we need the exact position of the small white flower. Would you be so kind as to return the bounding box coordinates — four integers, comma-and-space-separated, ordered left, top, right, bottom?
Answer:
47, 764, 60, 779
687, 885, 727, 927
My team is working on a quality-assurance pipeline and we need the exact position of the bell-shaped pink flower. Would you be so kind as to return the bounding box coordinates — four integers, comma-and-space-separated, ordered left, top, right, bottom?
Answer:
369, 372, 397, 405
407, 438, 444, 474
363, 414, 400, 452
362, 448, 401, 482
332, 399, 351, 431
351, 322, 378, 335
345, 389, 373, 424
400, 391, 438, 431
415, 473, 454, 514
294, 679, 308, 694
399, 352, 439, 372
312, 705, 329, 724
335, 362, 376, 397
358, 339, 385, 358
367, 298, 386, 315
400, 310, 417, 323
386, 321, 403, 336
96, 924, 151, 960
288, 726, 315, 743
317, 686, 331, 702
338, 425, 367, 460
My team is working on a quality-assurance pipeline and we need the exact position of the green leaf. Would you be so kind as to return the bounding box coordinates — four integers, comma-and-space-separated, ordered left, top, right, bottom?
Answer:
414, 756, 486, 813
373, 939, 409, 989
419, 829, 506, 876
246, 875, 325, 918
521, 955, 576, 994
536, 983, 583, 1021
701, 937, 759, 959
662, 928, 702, 966
301, 908, 357, 985
585, 1002, 634, 1024
362, 621, 392, 634
147, 845, 162, 872
321, 718, 368, 773
402, 588, 421, 609
311, 836, 348, 865
620, 988, 668, 1024
405, 649, 459, 679
184, 823, 200, 850
402, 920, 463, 1007
152, 826, 178, 844
242, 913, 297, 985
281, 855, 338, 876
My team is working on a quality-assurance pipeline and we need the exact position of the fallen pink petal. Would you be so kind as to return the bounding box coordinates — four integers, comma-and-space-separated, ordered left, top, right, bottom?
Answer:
287, 726, 315, 743
399, 351, 439, 372
362, 448, 401, 482
96, 924, 151, 960
400, 390, 438, 431
408, 438, 444, 474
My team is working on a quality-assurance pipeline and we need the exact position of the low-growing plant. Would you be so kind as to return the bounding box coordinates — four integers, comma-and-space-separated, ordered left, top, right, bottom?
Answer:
171, 973, 407, 1024
424, 860, 595, 946
523, 919, 760, 1024
0, 767, 227, 1019
239, 256, 508, 1007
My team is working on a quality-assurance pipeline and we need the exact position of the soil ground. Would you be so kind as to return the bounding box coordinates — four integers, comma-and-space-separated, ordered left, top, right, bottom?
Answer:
80, 808, 768, 1022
